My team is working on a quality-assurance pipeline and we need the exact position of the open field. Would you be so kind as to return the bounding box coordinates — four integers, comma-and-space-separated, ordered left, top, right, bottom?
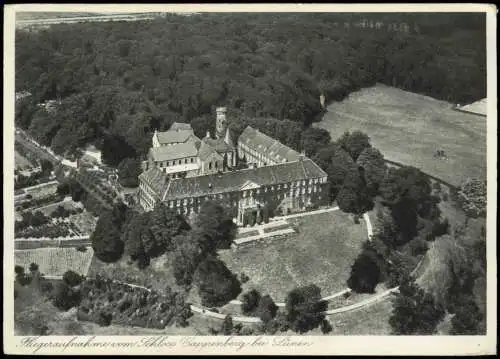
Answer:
14, 247, 94, 277
219, 211, 367, 302
316, 84, 487, 187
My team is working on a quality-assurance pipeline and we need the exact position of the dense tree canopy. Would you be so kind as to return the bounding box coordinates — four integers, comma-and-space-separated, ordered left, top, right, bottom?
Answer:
380, 166, 441, 244
172, 232, 204, 286
336, 166, 374, 215
91, 210, 125, 263
312, 143, 358, 201
194, 200, 237, 252
285, 284, 327, 333
338, 131, 372, 161
301, 127, 331, 157
356, 147, 387, 195
389, 278, 445, 335
122, 202, 190, 264
193, 255, 242, 307
15, 13, 486, 159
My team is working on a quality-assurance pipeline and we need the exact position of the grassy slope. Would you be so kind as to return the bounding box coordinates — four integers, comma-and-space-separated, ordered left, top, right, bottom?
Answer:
219, 211, 366, 302
316, 84, 486, 187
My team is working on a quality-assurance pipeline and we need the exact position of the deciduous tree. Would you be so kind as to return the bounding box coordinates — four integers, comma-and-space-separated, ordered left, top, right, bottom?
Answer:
193, 255, 242, 307
285, 284, 327, 333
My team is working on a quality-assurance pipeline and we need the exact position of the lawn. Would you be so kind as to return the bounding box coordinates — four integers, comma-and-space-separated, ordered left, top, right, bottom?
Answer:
219, 210, 367, 303
316, 84, 487, 187
327, 298, 394, 335
263, 223, 292, 233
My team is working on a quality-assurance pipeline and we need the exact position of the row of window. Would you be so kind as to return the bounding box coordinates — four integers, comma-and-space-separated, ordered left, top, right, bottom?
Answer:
139, 190, 155, 211
157, 157, 195, 168
166, 184, 323, 208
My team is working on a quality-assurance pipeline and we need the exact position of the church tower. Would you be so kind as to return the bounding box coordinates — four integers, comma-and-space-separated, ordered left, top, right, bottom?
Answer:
215, 107, 227, 140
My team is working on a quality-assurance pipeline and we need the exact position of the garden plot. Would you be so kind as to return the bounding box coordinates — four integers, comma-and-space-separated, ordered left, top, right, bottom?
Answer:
14, 247, 94, 277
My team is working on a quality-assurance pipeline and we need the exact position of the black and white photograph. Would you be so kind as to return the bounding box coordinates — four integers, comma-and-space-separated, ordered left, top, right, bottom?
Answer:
3, 4, 496, 355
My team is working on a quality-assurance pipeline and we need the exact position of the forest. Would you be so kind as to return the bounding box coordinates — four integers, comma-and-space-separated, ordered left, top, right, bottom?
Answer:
15, 12, 486, 166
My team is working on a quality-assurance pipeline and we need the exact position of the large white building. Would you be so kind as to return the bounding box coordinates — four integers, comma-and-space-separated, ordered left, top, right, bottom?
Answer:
144, 107, 237, 179
138, 107, 330, 220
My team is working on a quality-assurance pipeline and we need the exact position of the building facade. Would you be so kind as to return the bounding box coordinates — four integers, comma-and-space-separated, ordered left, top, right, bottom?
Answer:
143, 112, 237, 179
139, 157, 329, 222
238, 126, 301, 167
138, 106, 330, 222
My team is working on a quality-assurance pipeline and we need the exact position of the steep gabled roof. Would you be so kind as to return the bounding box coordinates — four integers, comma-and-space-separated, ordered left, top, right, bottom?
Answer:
161, 158, 327, 200
139, 167, 168, 197
169, 122, 194, 132
149, 142, 198, 162
239, 126, 301, 163
203, 137, 232, 154
156, 130, 195, 145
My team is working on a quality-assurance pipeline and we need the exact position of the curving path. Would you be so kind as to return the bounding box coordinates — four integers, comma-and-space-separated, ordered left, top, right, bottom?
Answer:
36, 209, 424, 325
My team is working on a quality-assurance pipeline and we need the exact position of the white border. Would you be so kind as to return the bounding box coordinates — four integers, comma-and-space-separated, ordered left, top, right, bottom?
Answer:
3, 4, 497, 355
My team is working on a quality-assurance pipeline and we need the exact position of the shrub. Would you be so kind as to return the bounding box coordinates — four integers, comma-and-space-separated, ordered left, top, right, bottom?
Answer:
40, 281, 54, 295
255, 295, 278, 323
194, 255, 242, 307
321, 319, 333, 334
285, 284, 327, 333
96, 309, 113, 327
15, 265, 25, 275
241, 289, 261, 315
221, 315, 233, 335
346, 251, 382, 293
29, 262, 39, 273
53, 282, 81, 311
408, 238, 429, 256
76, 245, 87, 252
63, 270, 84, 287
239, 273, 250, 284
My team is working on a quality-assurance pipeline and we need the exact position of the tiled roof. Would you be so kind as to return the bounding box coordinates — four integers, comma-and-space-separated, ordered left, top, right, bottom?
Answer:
203, 137, 232, 153
198, 141, 219, 161
149, 142, 198, 162
156, 130, 194, 145
239, 126, 301, 163
169, 122, 194, 132
139, 167, 168, 197
162, 158, 327, 200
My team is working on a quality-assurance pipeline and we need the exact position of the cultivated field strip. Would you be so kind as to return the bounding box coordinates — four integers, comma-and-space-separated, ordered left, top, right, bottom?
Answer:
14, 247, 94, 277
